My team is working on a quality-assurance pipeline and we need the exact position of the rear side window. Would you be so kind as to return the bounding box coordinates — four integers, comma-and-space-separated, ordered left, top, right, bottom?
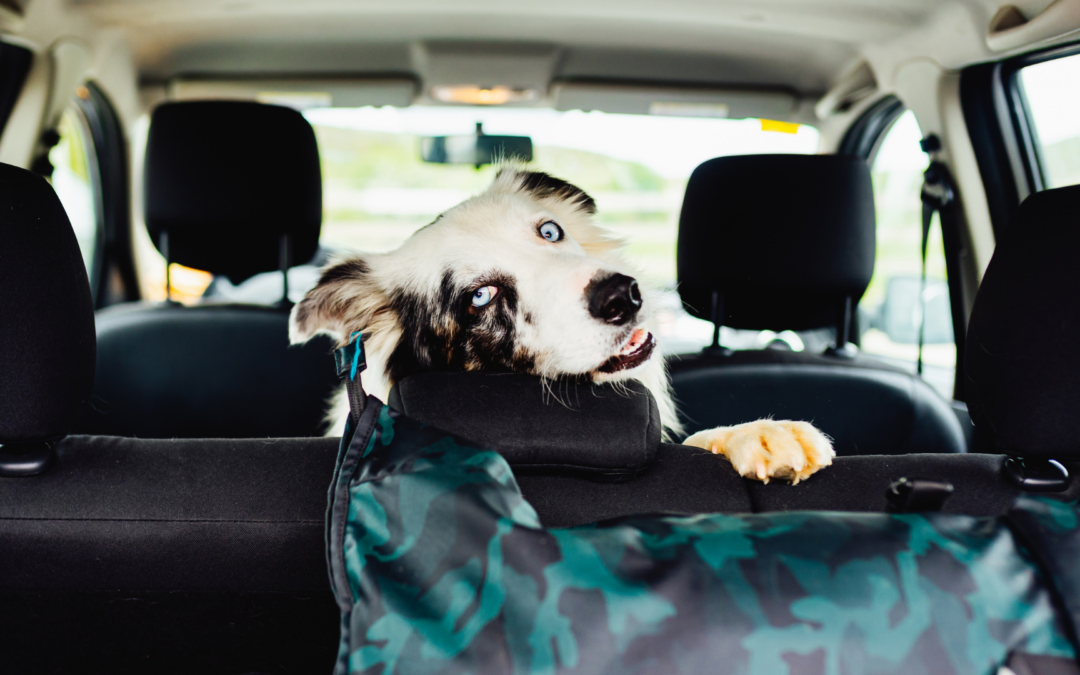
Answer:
858, 111, 956, 399
1018, 52, 1080, 190
50, 101, 101, 279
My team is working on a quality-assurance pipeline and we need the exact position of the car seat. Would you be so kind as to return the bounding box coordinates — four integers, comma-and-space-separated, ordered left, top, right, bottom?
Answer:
76, 101, 339, 438
670, 154, 967, 455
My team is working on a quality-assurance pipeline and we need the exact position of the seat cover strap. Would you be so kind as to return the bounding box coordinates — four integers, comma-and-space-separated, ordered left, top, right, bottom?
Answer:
333, 332, 367, 430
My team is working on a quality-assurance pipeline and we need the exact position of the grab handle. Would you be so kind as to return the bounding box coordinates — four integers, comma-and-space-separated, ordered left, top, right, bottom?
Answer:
987, 0, 1080, 52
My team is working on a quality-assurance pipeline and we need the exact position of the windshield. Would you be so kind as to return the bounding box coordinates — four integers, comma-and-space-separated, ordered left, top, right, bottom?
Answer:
304, 105, 821, 353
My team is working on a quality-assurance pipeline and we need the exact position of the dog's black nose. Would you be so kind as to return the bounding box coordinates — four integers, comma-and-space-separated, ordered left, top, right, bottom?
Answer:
587, 273, 642, 325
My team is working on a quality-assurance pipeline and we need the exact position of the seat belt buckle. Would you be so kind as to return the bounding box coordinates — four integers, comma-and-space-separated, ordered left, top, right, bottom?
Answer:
334, 332, 367, 381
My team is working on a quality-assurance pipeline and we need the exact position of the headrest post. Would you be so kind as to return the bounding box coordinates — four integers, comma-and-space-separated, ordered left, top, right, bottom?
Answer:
159, 230, 173, 304
703, 290, 732, 357
825, 296, 857, 359
277, 232, 293, 309
837, 295, 850, 349
709, 290, 723, 349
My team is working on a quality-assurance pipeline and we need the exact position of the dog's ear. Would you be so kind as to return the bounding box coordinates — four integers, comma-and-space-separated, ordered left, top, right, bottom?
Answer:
289, 256, 391, 345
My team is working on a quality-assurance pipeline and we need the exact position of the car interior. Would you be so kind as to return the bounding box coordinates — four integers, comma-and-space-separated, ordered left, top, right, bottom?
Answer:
1, 0, 1080, 672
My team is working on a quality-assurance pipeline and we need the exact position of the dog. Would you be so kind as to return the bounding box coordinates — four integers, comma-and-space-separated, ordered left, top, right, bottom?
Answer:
289, 168, 834, 483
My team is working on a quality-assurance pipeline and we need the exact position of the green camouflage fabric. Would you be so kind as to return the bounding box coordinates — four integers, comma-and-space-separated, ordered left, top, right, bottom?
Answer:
327, 399, 1077, 675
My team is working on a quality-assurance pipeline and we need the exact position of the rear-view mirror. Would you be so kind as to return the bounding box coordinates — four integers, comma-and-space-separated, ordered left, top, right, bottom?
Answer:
873, 276, 954, 345
420, 123, 533, 167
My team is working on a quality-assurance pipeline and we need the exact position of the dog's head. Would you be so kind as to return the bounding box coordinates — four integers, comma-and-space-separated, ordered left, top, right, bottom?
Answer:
289, 168, 657, 385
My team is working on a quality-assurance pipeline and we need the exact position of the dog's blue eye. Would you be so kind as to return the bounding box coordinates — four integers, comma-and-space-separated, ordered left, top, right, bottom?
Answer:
539, 221, 563, 242
471, 286, 497, 308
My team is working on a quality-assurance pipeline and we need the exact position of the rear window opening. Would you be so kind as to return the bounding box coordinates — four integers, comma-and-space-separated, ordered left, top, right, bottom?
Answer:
304, 105, 821, 355
134, 103, 822, 357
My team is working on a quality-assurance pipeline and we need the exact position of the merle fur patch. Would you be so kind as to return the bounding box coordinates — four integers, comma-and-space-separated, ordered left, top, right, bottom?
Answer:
514, 170, 597, 215
386, 269, 535, 382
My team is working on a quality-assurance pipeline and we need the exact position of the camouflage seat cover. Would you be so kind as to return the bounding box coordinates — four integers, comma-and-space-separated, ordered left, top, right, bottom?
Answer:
327, 394, 1080, 675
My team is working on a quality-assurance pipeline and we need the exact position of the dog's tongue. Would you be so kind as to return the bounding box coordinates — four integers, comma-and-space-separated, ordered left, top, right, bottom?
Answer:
620, 328, 649, 355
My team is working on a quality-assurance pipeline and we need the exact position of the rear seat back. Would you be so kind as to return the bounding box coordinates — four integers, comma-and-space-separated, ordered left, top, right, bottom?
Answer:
77, 101, 338, 438
671, 154, 966, 454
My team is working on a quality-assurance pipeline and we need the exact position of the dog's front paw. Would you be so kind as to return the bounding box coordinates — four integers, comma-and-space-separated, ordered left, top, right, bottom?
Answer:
683, 420, 834, 484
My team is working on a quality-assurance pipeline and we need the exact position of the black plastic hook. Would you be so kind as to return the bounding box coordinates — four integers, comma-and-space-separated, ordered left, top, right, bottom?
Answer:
0, 442, 55, 477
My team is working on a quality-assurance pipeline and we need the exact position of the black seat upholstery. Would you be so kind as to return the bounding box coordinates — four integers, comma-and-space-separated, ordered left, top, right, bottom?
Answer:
77, 101, 338, 438
965, 183, 1080, 459
0, 161, 342, 673
0, 163, 95, 454
671, 154, 965, 454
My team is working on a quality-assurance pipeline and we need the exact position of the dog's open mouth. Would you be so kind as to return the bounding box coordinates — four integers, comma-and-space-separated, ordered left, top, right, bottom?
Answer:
598, 328, 656, 373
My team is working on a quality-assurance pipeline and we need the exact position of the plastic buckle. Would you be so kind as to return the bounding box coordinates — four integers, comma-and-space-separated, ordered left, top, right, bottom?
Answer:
334, 332, 366, 381
886, 477, 954, 513
1003, 457, 1070, 493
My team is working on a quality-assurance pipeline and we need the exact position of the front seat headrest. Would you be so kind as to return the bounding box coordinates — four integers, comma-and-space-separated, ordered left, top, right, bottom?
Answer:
388, 373, 661, 480
965, 184, 1080, 458
677, 154, 876, 331
144, 100, 322, 284
0, 163, 95, 444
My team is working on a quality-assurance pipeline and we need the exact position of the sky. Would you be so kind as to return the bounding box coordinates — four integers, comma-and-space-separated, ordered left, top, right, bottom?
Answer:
305, 105, 820, 179
1021, 54, 1080, 145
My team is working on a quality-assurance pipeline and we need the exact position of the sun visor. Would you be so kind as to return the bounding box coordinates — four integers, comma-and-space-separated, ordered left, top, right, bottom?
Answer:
552, 82, 798, 120
166, 77, 417, 109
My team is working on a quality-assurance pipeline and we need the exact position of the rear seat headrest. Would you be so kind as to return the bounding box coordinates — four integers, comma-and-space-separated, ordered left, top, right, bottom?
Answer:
965, 184, 1080, 458
677, 154, 875, 331
144, 101, 322, 283
0, 163, 95, 444
388, 373, 661, 479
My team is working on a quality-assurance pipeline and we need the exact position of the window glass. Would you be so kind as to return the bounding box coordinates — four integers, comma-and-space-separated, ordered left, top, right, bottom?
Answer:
304, 105, 820, 354
49, 105, 99, 275
859, 110, 956, 399
1020, 52, 1080, 189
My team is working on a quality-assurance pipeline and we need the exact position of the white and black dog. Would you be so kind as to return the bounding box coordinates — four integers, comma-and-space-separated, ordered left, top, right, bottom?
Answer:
289, 168, 834, 484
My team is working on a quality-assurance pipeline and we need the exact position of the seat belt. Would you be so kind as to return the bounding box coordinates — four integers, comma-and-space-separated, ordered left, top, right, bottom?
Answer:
917, 135, 955, 376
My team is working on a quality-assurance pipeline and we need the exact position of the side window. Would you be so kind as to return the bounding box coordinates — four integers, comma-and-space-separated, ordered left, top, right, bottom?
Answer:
859, 110, 956, 399
1018, 52, 1080, 190
49, 100, 101, 288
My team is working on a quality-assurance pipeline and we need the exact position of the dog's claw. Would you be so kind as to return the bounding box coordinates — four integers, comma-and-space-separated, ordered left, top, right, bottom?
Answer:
684, 420, 835, 485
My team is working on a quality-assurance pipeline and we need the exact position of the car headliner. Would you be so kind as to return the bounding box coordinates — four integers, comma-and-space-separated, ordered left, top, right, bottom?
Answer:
37, 0, 1064, 104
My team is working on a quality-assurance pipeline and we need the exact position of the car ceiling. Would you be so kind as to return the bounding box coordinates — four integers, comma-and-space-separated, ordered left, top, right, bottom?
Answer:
55, 0, 1060, 99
